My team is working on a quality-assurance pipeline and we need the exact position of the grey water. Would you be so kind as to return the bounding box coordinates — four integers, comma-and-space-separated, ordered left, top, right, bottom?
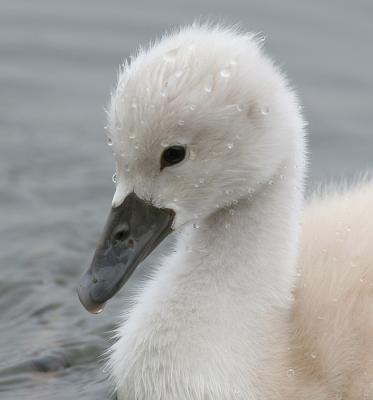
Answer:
0, 0, 372, 398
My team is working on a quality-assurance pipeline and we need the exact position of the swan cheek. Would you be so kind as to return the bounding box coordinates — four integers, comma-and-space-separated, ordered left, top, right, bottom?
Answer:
77, 192, 175, 314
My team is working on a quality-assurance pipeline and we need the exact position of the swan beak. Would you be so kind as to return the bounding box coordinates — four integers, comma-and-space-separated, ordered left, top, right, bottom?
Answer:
77, 192, 175, 314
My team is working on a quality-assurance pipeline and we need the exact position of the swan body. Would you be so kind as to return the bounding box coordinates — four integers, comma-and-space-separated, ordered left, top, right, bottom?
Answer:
89, 25, 373, 399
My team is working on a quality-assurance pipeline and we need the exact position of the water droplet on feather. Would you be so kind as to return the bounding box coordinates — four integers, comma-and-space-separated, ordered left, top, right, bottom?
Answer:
261, 107, 269, 116
287, 369, 295, 378
220, 68, 231, 78
163, 48, 178, 63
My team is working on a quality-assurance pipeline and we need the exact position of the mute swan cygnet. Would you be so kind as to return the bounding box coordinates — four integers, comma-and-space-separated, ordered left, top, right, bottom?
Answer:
78, 25, 373, 399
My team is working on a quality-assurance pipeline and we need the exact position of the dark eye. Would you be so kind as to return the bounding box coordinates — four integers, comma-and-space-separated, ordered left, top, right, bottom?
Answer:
160, 145, 186, 170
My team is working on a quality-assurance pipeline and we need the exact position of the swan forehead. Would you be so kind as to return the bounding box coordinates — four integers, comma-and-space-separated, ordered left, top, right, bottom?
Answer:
108, 26, 280, 155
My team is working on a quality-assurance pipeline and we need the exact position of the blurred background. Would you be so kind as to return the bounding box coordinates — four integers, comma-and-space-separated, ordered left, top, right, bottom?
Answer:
0, 0, 372, 399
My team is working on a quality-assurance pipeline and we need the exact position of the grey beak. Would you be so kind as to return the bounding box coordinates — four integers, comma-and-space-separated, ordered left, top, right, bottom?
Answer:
78, 192, 175, 314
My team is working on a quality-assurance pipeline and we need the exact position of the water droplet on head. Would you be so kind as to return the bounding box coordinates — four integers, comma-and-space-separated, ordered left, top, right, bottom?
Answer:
204, 74, 214, 93
189, 104, 197, 111
261, 107, 270, 116
160, 91, 167, 98
112, 172, 117, 184
310, 352, 317, 359
129, 133, 136, 140
267, 179, 274, 185
107, 138, 113, 146
227, 143, 234, 150
235, 104, 243, 112
177, 120, 185, 126
163, 47, 178, 63
175, 70, 184, 78
193, 223, 200, 229
220, 68, 231, 78
287, 368, 295, 378
160, 140, 169, 148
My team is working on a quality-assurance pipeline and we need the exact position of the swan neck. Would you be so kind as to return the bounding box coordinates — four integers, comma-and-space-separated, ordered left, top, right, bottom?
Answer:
185, 163, 303, 306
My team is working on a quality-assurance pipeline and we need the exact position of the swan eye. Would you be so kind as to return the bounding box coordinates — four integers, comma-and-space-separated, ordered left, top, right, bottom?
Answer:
160, 145, 186, 170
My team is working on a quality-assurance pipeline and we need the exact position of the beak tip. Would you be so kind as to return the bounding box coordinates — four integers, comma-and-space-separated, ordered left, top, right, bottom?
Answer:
77, 283, 106, 315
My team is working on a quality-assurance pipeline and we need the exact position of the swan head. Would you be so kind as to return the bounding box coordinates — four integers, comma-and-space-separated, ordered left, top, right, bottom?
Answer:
78, 25, 304, 313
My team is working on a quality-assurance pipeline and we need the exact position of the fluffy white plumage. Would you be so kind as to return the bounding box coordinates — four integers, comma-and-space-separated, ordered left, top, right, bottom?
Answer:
103, 24, 373, 399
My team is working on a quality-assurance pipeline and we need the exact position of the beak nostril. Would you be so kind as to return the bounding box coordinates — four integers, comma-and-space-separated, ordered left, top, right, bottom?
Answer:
113, 227, 130, 243
114, 231, 125, 241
